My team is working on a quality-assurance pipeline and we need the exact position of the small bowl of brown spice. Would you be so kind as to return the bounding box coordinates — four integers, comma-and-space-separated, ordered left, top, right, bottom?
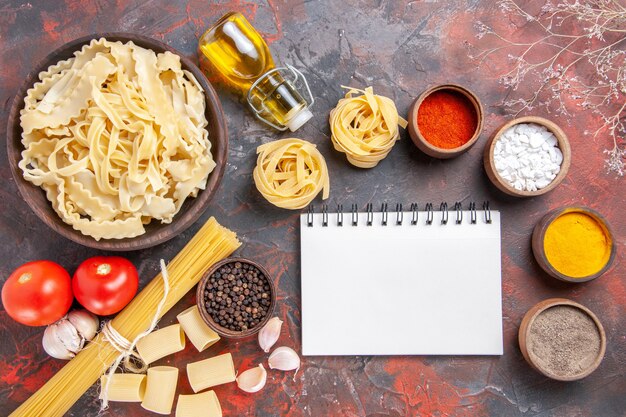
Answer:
196, 257, 276, 339
519, 298, 606, 381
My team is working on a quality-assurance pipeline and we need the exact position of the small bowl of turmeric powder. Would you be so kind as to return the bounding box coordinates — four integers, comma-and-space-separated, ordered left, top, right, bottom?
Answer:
532, 206, 616, 283
408, 84, 483, 159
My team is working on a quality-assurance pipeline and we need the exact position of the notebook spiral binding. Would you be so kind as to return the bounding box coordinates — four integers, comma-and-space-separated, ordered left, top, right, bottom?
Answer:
306, 201, 492, 227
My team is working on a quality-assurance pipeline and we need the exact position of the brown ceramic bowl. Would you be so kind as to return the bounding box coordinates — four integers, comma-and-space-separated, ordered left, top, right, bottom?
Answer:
483, 116, 571, 197
532, 206, 615, 283
6, 33, 228, 251
408, 84, 484, 159
196, 257, 276, 339
519, 298, 606, 381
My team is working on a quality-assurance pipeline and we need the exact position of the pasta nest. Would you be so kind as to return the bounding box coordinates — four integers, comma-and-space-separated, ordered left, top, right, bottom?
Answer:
329, 86, 407, 168
18, 38, 215, 240
253, 138, 329, 210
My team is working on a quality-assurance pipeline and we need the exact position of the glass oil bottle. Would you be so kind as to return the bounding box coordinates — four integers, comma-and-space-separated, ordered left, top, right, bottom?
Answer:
199, 12, 314, 132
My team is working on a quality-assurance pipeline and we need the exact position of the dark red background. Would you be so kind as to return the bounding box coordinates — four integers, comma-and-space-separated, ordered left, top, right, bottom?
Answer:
1, 1, 624, 416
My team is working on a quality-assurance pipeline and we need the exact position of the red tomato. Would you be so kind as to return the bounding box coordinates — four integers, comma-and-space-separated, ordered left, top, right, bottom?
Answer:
73, 256, 138, 316
1, 261, 73, 326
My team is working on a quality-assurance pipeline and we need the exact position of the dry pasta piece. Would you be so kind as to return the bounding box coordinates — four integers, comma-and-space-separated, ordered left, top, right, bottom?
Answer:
136, 324, 186, 365
329, 86, 407, 168
177, 306, 220, 352
253, 138, 329, 210
141, 366, 178, 415
18, 38, 215, 240
98, 374, 146, 402
187, 352, 236, 393
176, 391, 222, 417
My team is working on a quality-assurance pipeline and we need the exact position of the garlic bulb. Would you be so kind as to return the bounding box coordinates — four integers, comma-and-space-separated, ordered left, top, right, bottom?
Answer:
268, 346, 300, 379
258, 317, 283, 353
236, 363, 267, 393
42, 310, 99, 360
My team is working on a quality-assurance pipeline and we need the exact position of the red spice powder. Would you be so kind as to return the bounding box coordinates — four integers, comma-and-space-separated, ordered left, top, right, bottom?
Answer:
417, 90, 478, 149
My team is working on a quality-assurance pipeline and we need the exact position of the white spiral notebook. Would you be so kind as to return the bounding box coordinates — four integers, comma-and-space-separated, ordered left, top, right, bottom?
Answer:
300, 202, 503, 356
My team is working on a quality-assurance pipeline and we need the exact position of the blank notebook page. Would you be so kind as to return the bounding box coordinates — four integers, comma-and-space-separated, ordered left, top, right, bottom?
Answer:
300, 210, 503, 356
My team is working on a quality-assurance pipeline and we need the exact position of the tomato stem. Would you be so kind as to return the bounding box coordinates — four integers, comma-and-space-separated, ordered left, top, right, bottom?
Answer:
96, 263, 112, 275
18, 273, 32, 284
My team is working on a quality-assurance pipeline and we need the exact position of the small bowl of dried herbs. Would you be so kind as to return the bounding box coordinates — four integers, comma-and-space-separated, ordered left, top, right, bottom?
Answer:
196, 257, 276, 339
518, 298, 606, 381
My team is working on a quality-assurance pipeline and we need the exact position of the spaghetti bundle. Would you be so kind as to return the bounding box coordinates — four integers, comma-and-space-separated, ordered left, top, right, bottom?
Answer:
329, 86, 407, 168
253, 138, 330, 209
9, 217, 240, 417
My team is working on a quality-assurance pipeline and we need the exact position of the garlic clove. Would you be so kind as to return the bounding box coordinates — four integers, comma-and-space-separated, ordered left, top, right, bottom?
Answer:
54, 318, 84, 354
236, 363, 267, 393
258, 317, 283, 353
42, 310, 101, 360
268, 346, 301, 379
42, 324, 74, 360
67, 309, 99, 341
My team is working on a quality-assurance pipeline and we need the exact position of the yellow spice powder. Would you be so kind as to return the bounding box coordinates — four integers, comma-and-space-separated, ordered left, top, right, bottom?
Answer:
543, 212, 611, 278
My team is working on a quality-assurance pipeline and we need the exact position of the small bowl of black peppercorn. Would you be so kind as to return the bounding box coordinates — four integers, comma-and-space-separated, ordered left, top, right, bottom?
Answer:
196, 257, 276, 339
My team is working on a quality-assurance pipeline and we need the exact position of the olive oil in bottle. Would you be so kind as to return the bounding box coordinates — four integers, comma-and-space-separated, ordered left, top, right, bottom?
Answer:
199, 12, 314, 132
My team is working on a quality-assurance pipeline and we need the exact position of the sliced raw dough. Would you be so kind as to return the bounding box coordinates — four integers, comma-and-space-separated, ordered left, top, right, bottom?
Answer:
19, 38, 214, 240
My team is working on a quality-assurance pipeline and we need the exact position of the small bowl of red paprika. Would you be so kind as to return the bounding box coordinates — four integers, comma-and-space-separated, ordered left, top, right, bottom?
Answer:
408, 84, 483, 159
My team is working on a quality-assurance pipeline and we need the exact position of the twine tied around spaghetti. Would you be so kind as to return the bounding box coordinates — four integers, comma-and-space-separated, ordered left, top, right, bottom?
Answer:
99, 259, 171, 411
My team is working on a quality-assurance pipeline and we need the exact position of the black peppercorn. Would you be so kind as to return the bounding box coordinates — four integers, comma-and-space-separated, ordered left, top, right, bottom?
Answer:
203, 261, 272, 333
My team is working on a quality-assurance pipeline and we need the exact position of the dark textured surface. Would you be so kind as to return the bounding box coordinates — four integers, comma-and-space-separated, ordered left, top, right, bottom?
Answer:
0, 1, 624, 416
